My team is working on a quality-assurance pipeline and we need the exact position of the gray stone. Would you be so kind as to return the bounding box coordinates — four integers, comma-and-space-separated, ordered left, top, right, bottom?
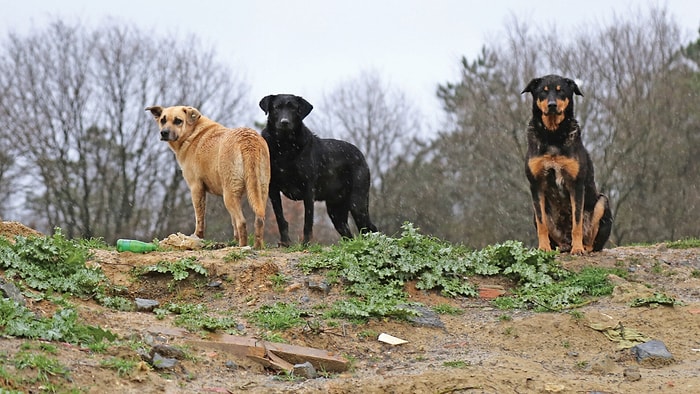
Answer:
150, 344, 186, 360
151, 352, 178, 369
225, 360, 238, 370
403, 304, 445, 329
293, 361, 317, 379
0, 277, 25, 306
135, 298, 159, 312
631, 340, 674, 367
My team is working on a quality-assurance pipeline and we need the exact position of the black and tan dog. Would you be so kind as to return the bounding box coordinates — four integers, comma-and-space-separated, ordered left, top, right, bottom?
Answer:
146, 105, 270, 249
259, 94, 377, 245
521, 75, 612, 254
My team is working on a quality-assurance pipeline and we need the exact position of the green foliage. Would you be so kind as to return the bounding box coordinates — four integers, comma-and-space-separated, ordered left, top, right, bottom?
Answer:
0, 298, 116, 345
100, 357, 139, 377
442, 360, 470, 368
155, 302, 238, 333
223, 248, 251, 262
14, 351, 70, 383
500, 267, 624, 311
134, 257, 208, 281
630, 292, 678, 307
667, 238, 700, 249
432, 303, 463, 315
300, 223, 561, 318
247, 302, 305, 331
0, 228, 108, 297
134, 257, 208, 292
97, 295, 135, 311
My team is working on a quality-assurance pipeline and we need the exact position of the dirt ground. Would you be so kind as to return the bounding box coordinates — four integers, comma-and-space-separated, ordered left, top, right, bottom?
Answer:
2, 221, 700, 393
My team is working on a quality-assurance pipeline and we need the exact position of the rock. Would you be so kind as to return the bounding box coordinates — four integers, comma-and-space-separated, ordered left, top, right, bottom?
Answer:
306, 279, 331, 295
623, 367, 642, 381
151, 352, 178, 369
134, 298, 159, 312
631, 340, 674, 367
0, 277, 26, 306
150, 344, 186, 360
293, 361, 317, 379
224, 360, 238, 370
403, 305, 445, 329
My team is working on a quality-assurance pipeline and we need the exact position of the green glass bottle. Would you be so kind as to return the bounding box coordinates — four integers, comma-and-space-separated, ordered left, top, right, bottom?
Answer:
116, 239, 157, 253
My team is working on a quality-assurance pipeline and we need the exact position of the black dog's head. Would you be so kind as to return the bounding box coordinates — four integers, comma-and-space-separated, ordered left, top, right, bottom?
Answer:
521, 75, 582, 131
259, 94, 313, 132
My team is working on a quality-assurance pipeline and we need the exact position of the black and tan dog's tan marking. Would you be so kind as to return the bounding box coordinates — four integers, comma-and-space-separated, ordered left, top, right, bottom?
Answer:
521, 75, 612, 254
146, 105, 270, 249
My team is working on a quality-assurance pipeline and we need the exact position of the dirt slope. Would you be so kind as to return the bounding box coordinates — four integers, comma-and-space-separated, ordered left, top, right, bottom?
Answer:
1, 222, 699, 393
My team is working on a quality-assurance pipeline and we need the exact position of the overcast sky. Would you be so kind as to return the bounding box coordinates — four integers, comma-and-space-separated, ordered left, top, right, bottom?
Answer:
2, 0, 699, 125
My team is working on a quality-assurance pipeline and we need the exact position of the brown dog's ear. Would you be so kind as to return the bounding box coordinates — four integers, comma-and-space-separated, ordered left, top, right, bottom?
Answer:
566, 78, 583, 96
521, 78, 542, 95
183, 106, 201, 125
145, 106, 163, 119
296, 96, 313, 119
259, 95, 274, 115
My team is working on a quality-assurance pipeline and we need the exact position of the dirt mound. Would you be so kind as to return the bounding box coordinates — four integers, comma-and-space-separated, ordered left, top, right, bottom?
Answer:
1, 222, 700, 393
0, 221, 44, 239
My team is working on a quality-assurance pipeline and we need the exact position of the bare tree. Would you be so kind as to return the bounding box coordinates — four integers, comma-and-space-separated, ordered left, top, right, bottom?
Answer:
0, 20, 250, 242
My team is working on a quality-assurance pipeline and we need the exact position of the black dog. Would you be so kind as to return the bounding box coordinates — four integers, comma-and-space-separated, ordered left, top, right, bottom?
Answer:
521, 75, 612, 254
259, 94, 377, 245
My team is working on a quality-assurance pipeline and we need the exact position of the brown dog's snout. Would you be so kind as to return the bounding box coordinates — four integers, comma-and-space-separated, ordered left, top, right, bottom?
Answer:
160, 129, 172, 141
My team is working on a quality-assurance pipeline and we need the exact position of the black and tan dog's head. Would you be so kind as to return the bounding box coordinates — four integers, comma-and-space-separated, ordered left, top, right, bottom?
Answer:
259, 94, 313, 132
145, 105, 202, 142
521, 75, 582, 131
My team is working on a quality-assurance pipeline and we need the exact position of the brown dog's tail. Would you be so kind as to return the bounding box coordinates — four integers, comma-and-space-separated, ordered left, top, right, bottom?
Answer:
241, 131, 271, 248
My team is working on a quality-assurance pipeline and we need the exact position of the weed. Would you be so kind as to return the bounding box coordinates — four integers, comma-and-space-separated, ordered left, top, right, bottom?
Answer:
569, 310, 584, 320
562, 340, 570, 348
299, 223, 567, 319
667, 238, 700, 249
14, 351, 70, 383
432, 303, 463, 315
248, 302, 305, 331
98, 295, 135, 311
155, 303, 238, 333
630, 292, 678, 307
0, 228, 108, 297
651, 262, 663, 274
0, 298, 115, 346
442, 360, 470, 368
502, 326, 515, 336
691, 269, 700, 278
498, 314, 512, 322
575, 360, 588, 369
223, 248, 249, 262
134, 257, 208, 282
100, 357, 139, 377
269, 273, 290, 291
261, 332, 287, 343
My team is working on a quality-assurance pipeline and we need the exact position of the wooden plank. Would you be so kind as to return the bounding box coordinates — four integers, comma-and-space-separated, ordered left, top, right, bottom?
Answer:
186, 333, 348, 372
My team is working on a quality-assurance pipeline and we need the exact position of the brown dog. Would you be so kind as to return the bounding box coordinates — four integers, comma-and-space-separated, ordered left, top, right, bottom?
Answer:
145, 105, 270, 249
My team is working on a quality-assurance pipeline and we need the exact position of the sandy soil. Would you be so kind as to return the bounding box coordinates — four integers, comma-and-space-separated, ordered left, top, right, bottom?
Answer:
1, 221, 699, 393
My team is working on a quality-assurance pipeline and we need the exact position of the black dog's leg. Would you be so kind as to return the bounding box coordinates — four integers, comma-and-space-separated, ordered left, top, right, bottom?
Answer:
327, 201, 353, 239
269, 187, 290, 246
302, 192, 315, 244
